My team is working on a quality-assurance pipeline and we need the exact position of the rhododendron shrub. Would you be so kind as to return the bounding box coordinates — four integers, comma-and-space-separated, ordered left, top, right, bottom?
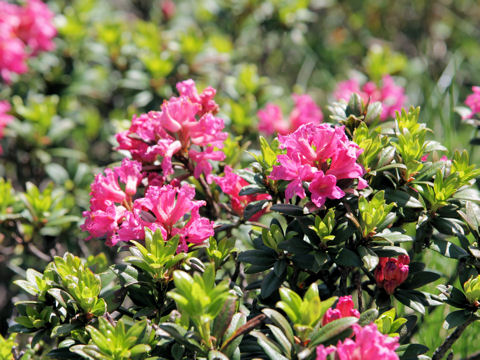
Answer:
8, 82, 480, 360
0, 0, 56, 82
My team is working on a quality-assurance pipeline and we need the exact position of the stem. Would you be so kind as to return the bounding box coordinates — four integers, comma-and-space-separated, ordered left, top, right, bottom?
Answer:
339, 267, 348, 296
432, 317, 476, 360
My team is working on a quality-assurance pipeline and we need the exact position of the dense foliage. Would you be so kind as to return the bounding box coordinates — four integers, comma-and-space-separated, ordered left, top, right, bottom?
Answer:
2, 1, 480, 359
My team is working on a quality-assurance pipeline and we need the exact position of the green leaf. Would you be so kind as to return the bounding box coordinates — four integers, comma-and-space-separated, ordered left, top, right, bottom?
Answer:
430, 238, 468, 259
385, 190, 424, 209
208, 350, 229, 360
358, 246, 379, 271
262, 309, 294, 345
261, 270, 285, 298
271, 204, 305, 216
52, 324, 79, 338
443, 310, 473, 330
244, 200, 269, 220
335, 248, 362, 267
358, 309, 379, 326
394, 290, 427, 314
251, 331, 289, 360
309, 317, 359, 347
213, 297, 237, 342
266, 325, 292, 356
403, 270, 441, 290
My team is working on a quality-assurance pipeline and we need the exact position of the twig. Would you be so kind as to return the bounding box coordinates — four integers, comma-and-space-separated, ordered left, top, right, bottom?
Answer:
432, 317, 476, 360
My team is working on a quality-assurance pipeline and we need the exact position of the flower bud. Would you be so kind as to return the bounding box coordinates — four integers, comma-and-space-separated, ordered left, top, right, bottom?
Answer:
375, 255, 410, 295
464, 275, 480, 304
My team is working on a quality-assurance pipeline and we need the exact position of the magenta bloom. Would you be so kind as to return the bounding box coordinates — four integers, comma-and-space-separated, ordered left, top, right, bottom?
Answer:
269, 123, 366, 207
316, 324, 399, 360
82, 160, 214, 249
16, 0, 56, 55
334, 75, 406, 121
214, 166, 271, 221
81, 159, 143, 244
0, 0, 56, 83
116, 80, 227, 182
322, 296, 360, 326
0, 100, 13, 154
374, 255, 410, 294
463, 86, 480, 119
257, 94, 323, 135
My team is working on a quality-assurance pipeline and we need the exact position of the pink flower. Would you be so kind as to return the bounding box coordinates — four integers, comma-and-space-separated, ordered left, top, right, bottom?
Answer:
0, 100, 13, 153
135, 184, 213, 249
316, 324, 399, 360
257, 94, 322, 135
375, 255, 410, 294
0, 22, 28, 82
322, 296, 360, 326
463, 86, 480, 119
334, 75, 406, 121
0, 0, 56, 83
214, 166, 271, 220
16, 0, 56, 55
334, 79, 361, 102
114, 159, 143, 196
269, 123, 366, 207
258, 104, 286, 135
116, 80, 226, 181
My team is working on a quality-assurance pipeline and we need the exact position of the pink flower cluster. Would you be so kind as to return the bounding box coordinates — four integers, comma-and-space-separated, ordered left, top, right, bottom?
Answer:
463, 86, 480, 119
116, 80, 227, 183
81, 159, 214, 250
214, 166, 271, 221
0, 101, 13, 154
334, 75, 406, 121
374, 255, 410, 295
257, 94, 323, 135
322, 296, 360, 326
269, 123, 367, 208
316, 324, 399, 360
0, 0, 56, 83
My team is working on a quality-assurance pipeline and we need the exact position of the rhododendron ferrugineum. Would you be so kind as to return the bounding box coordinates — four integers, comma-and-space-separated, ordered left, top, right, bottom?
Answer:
81, 159, 214, 250
257, 94, 323, 135
269, 123, 367, 208
214, 166, 271, 221
463, 86, 480, 119
334, 75, 405, 120
375, 255, 410, 295
0, 0, 56, 83
116, 79, 227, 183
322, 296, 360, 326
316, 323, 399, 360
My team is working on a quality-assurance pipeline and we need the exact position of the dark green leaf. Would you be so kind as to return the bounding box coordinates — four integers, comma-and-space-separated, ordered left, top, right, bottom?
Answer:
335, 248, 362, 267
239, 185, 267, 196
244, 200, 269, 220
385, 190, 423, 209
403, 270, 442, 290
444, 310, 473, 330
261, 270, 285, 299
430, 238, 468, 259
271, 204, 305, 216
